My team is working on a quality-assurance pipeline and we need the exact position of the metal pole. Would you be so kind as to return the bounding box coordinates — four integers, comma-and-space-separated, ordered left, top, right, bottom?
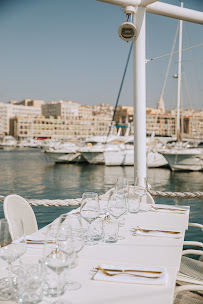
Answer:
176, 2, 183, 142
133, 6, 146, 187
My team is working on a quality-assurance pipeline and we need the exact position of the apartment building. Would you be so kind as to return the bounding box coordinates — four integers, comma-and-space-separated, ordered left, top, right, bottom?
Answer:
0, 101, 41, 136
42, 100, 79, 118
184, 115, 203, 137
10, 114, 113, 140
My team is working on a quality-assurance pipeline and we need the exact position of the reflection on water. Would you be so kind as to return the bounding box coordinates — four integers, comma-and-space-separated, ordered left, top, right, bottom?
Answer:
0, 149, 203, 242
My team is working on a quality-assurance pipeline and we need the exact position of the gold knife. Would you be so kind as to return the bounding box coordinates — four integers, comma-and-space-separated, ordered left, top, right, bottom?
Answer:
137, 226, 181, 234
94, 267, 162, 274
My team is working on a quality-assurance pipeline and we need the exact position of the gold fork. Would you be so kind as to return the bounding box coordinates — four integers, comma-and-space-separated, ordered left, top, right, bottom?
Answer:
137, 226, 180, 234
97, 266, 160, 279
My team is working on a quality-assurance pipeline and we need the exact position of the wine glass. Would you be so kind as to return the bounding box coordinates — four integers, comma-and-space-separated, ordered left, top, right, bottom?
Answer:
80, 192, 100, 245
107, 189, 127, 240
115, 177, 129, 194
115, 177, 129, 225
134, 177, 150, 212
43, 223, 73, 304
0, 218, 27, 300
59, 213, 84, 290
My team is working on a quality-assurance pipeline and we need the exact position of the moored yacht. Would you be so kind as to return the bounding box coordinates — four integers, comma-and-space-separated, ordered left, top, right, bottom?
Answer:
104, 141, 168, 167
0, 136, 17, 150
44, 142, 85, 163
159, 147, 203, 171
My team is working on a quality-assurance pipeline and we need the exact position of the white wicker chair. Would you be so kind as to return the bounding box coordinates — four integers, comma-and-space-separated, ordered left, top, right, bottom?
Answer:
176, 222, 203, 286
174, 285, 203, 304
3, 194, 38, 240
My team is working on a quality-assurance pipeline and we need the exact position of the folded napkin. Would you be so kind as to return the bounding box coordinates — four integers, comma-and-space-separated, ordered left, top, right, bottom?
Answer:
151, 204, 190, 214
133, 227, 184, 239
93, 264, 167, 285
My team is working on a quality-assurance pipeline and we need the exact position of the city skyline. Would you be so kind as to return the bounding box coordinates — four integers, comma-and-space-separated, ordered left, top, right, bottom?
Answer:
0, 0, 202, 110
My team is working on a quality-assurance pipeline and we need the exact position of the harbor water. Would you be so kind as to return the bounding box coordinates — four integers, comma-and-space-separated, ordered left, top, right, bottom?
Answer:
0, 148, 203, 243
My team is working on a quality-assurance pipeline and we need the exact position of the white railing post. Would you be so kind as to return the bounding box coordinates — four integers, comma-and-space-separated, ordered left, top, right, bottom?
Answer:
133, 6, 147, 187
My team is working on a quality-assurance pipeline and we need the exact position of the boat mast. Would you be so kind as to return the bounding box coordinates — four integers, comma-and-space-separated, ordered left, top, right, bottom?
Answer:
176, 2, 183, 142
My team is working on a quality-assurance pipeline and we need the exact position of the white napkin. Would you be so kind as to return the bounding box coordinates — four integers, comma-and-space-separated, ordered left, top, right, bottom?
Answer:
93, 264, 167, 285
151, 204, 190, 214
133, 227, 184, 239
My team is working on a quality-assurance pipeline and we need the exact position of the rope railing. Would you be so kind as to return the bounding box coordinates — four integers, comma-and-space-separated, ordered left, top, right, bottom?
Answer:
0, 190, 203, 207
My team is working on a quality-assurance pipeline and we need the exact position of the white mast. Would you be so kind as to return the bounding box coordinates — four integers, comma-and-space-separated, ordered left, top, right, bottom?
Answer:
176, 2, 183, 142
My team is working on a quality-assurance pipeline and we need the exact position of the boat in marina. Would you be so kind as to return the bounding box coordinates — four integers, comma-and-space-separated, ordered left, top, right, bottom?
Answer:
158, 17, 203, 172
0, 135, 17, 150
159, 146, 203, 171
103, 140, 168, 167
80, 136, 134, 165
43, 141, 85, 163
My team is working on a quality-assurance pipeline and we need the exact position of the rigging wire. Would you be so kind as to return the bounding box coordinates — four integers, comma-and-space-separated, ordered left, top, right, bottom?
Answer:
151, 23, 179, 138
146, 43, 203, 62
106, 41, 133, 140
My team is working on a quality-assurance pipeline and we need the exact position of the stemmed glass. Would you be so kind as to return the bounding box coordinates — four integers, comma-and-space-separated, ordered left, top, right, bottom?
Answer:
115, 177, 129, 195
115, 177, 129, 225
43, 223, 74, 304
80, 192, 100, 245
59, 213, 84, 290
107, 189, 127, 240
134, 177, 149, 212
0, 218, 27, 300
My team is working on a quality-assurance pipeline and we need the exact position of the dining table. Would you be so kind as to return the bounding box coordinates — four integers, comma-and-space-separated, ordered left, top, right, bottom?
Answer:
0, 203, 190, 304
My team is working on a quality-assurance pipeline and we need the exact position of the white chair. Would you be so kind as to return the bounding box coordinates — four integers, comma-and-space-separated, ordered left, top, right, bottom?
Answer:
3, 194, 38, 240
174, 284, 203, 304
176, 222, 203, 286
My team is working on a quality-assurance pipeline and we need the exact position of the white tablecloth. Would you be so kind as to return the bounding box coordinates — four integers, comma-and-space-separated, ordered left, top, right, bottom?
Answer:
0, 205, 189, 304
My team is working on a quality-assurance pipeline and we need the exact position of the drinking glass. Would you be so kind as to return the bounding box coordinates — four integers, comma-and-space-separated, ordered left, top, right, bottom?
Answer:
115, 177, 129, 194
58, 214, 84, 290
134, 177, 150, 212
107, 189, 127, 240
43, 223, 73, 304
17, 257, 46, 304
80, 192, 100, 245
0, 218, 26, 300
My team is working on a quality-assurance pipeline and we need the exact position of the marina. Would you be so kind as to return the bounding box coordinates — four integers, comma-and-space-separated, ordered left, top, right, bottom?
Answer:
0, 148, 202, 244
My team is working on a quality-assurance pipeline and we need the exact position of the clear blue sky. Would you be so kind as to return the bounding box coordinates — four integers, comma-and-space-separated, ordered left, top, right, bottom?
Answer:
0, 0, 202, 110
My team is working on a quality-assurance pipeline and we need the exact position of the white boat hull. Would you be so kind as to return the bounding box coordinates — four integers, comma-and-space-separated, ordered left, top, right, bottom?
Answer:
44, 151, 85, 163
161, 149, 203, 171
82, 151, 104, 164
104, 149, 167, 167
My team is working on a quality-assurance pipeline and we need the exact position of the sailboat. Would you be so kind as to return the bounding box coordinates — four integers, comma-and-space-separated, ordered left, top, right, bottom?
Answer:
159, 6, 203, 171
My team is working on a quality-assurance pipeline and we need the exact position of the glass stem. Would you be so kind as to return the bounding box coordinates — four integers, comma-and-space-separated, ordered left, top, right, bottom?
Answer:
7, 262, 13, 290
56, 271, 61, 301
67, 265, 72, 285
87, 222, 92, 243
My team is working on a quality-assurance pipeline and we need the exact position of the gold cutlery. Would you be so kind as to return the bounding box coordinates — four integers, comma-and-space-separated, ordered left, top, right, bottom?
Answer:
151, 206, 187, 212
94, 267, 162, 274
97, 266, 160, 279
137, 226, 180, 234
26, 240, 55, 244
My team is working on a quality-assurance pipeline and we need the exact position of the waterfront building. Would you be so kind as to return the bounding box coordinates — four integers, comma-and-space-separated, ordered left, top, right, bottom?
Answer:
183, 115, 203, 138
0, 101, 42, 137
10, 114, 114, 140
42, 100, 80, 118
93, 103, 114, 119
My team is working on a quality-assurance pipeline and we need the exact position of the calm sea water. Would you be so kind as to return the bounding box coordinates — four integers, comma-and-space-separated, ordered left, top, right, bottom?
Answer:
0, 148, 203, 243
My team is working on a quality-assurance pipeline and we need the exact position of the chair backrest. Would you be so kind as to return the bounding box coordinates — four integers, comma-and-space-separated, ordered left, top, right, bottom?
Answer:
3, 194, 38, 240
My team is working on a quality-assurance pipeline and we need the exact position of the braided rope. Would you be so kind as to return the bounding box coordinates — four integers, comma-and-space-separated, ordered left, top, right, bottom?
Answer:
0, 189, 203, 206
148, 190, 203, 199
